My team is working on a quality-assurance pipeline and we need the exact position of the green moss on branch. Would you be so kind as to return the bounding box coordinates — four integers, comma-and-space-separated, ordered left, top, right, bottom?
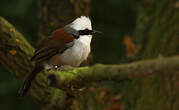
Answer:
48, 56, 179, 91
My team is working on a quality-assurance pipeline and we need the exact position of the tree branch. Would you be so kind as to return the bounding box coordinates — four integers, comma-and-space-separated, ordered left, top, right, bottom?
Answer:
48, 56, 179, 91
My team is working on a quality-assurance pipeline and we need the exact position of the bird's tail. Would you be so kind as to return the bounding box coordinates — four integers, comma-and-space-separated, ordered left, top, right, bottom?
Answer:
17, 66, 43, 97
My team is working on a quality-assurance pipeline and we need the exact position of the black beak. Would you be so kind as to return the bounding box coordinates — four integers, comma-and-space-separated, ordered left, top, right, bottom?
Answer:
91, 30, 102, 35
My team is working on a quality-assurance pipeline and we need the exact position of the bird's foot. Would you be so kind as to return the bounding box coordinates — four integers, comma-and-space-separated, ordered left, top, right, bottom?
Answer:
54, 65, 74, 71
54, 65, 62, 71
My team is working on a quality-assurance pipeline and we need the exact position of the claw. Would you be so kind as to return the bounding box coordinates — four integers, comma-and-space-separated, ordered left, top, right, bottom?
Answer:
54, 65, 61, 71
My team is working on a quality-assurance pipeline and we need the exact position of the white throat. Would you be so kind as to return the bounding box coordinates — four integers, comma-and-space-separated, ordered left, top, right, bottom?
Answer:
59, 35, 92, 67
76, 35, 92, 45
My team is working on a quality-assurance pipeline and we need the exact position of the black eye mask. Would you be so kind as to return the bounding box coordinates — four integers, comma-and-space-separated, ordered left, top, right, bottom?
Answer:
78, 29, 93, 35
65, 25, 101, 39
79, 29, 102, 35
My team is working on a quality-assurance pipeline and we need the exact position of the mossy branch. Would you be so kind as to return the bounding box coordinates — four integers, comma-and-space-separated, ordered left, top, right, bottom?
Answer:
48, 56, 179, 91
0, 16, 179, 109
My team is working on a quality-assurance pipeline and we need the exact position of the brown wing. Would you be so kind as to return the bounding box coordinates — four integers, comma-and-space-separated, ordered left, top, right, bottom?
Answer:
31, 28, 74, 63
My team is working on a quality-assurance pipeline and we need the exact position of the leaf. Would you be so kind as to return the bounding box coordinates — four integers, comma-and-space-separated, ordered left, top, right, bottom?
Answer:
98, 91, 105, 100
9, 50, 17, 55
123, 35, 138, 57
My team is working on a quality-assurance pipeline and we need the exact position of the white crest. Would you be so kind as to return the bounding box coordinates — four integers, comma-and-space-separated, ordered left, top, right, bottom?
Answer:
67, 16, 92, 31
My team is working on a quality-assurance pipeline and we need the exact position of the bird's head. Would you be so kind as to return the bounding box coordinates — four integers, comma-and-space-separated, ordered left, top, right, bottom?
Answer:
65, 16, 101, 39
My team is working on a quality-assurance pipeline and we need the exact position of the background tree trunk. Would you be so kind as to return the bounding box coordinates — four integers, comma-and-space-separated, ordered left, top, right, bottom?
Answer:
125, 0, 179, 109
133, 0, 179, 59
37, 0, 90, 43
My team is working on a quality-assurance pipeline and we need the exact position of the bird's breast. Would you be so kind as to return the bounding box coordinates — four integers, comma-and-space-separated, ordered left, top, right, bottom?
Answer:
58, 38, 91, 66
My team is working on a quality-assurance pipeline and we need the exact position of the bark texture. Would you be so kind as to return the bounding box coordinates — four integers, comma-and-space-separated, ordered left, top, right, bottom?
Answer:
133, 0, 179, 58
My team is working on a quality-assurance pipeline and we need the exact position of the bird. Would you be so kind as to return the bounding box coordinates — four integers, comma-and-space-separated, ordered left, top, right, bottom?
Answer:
17, 16, 101, 97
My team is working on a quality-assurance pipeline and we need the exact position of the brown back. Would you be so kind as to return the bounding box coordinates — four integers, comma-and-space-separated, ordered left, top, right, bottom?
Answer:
31, 28, 74, 63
